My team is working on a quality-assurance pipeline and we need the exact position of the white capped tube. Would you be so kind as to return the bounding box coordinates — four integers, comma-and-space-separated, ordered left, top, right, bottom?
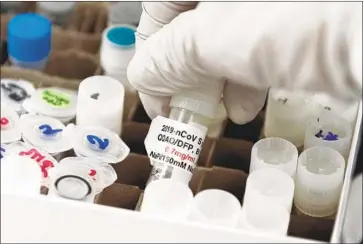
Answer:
294, 147, 345, 217
140, 179, 194, 221
100, 25, 136, 91
238, 202, 290, 236
1, 155, 42, 196
76, 76, 125, 135
243, 168, 295, 213
304, 110, 353, 160
250, 137, 298, 178
188, 189, 241, 228
264, 88, 315, 148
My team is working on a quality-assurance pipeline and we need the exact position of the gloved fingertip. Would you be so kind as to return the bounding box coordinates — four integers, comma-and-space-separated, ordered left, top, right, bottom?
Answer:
138, 93, 171, 120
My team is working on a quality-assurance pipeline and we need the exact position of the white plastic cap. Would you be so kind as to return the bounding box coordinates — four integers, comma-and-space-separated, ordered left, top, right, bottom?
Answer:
294, 147, 345, 217
243, 168, 295, 213
66, 124, 130, 164
141, 178, 194, 220
1, 104, 21, 144
60, 157, 117, 193
0, 78, 35, 114
304, 110, 353, 160
77, 76, 125, 134
239, 201, 290, 236
188, 189, 241, 228
1, 155, 42, 196
48, 163, 96, 202
170, 81, 224, 119
250, 138, 299, 178
37, 2, 75, 13
22, 87, 78, 118
19, 114, 72, 154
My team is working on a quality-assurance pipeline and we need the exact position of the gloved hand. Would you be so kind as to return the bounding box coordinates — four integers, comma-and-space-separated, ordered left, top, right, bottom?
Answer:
128, 2, 362, 123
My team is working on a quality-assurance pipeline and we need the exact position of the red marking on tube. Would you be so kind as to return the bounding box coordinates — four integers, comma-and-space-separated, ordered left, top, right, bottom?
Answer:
0, 117, 9, 128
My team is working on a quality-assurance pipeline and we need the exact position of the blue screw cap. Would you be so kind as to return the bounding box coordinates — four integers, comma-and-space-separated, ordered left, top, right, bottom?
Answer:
8, 13, 52, 62
106, 25, 135, 48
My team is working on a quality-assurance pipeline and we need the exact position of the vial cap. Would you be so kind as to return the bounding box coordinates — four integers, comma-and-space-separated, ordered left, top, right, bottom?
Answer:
60, 157, 117, 193
8, 13, 51, 62
66, 124, 130, 164
141, 178, 194, 220
1, 104, 21, 144
19, 114, 72, 154
106, 25, 136, 48
243, 167, 295, 213
1, 154, 42, 196
294, 147, 345, 217
48, 163, 95, 201
22, 87, 78, 118
189, 189, 241, 228
250, 137, 298, 178
37, 2, 75, 14
1, 78, 35, 113
239, 202, 290, 235
304, 110, 353, 159
169, 81, 224, 119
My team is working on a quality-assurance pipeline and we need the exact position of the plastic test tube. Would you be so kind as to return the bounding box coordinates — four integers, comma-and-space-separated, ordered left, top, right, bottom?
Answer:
304, 110, 353, 160
243, 168, 295, 213
238, 201, 291, 236
250, 138, 299, 178
188, 189, 241, 228
140, 179, 194, 221
8, 13, 51, 71
1, 155, 42, 196
294, 147, 345, 218
76, 76, 125, 135
100, 25, 136, 91
264, 88, 315, 149
36, 2, 75, 27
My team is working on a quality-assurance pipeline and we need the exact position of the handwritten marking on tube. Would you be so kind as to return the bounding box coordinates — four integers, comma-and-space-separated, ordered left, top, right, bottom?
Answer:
86, 135, 109, 150
39, 124, 63, 135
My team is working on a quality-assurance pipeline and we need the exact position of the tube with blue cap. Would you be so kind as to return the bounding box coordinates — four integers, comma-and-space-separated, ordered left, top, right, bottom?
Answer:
7, 13, 51, 71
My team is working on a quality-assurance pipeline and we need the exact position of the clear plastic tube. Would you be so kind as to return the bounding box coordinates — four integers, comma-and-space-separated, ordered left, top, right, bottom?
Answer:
140, 179, 194, 221
264, 88, 316, 149
188, 189, 241, 228
304, 110, 353, 160
294, 147, 345, 218
243, 168, 295, 213
249, 137, 299, 178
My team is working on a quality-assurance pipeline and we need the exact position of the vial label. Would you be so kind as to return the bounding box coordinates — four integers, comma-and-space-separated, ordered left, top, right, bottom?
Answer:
144, 116, 207, 181
42, 90, 70, 108
18, 148, 56, 178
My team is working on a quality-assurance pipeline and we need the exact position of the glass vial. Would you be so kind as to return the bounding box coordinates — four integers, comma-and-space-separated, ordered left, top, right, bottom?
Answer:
146, 82, 224, 185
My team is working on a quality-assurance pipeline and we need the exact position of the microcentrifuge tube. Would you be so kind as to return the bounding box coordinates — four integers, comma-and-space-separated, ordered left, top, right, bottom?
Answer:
250, 137, 298, 178
294, 147, 345, 218
188, 189, 241, 228
264, 88, 316, 149
140, 179, 194, 221
304, 110, 353, 160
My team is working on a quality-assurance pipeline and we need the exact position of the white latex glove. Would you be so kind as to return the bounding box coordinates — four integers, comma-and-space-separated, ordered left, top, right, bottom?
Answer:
128, 2, 362, 124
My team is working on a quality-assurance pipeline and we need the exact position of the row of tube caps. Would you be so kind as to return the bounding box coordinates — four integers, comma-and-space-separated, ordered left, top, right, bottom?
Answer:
1, 75, 133, 202
3, 3, 140, 93
139, 143, 346, 236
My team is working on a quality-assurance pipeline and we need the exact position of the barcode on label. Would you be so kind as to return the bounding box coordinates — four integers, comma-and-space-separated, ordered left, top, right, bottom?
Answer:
163, 166, 174, 178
